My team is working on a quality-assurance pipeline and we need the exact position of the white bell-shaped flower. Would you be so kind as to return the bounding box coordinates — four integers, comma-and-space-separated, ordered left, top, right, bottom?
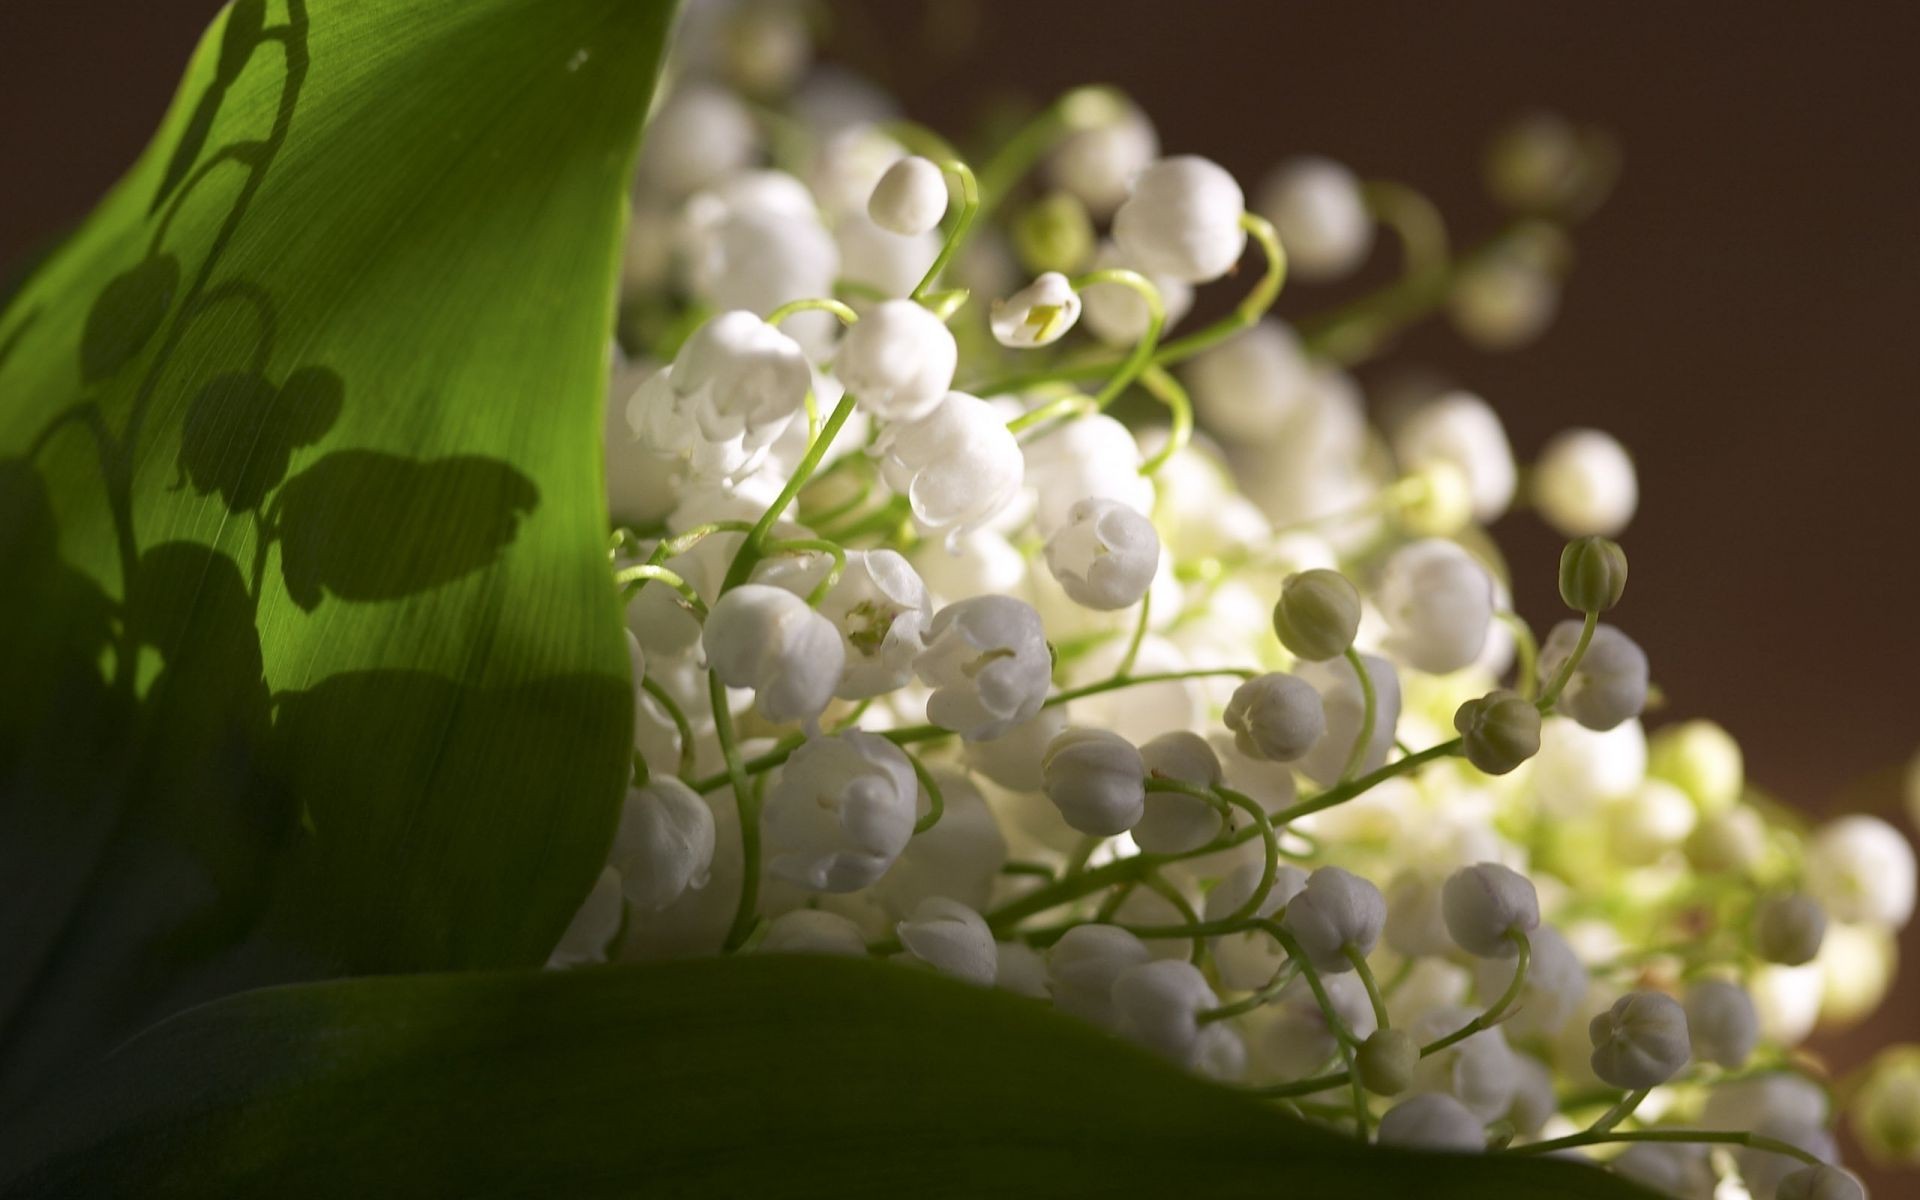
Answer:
1262, 971, 1378, 1079
549, 867, 624, 968
1685, 978, 1759, 1069
834, 214, 940, 299
1206, 861, 1307, 990
1805, 815, 1917, 929
897, 896, 997, 986
868, 154, 948, 235
1048, 103, 1158, 218
1041, 727, 1146, 836
612, 778, 717, 912
1110, 959, 1220, 1067
1223, 673, 1325, 763
761, 548, 932, 701
963, 706, 1068, 793
1377, 1093, 1485, 1153
1533, 427, 1638, 537
835, 298, 957, 422
1042, 497, 1160, 612
702, 584, 845, 726
875, 769, 1007, 914
1296, 653, 1402, 787
1408, 1005, 1523, 1121
1112, 156, 1247, 284
1078, 241, 1195, 347
808, 123, 906, 221
1133, 731, 1226, 854
1185, 320, 1316, 447
759, 908, 869, 956
1539, 621, 1648, 732
1441, 862, 1540, 958
634, 83, 758, 197
763, 731, 917, 892
1047, 924, 1152, 1027
990, 272, 1083, 348
1610, 1143, 1715, 1199
1375, 539, 1497, 675
1589, 990, 1691, 1088
914, 595, 1052, 740
878, 390, 1024, 543
1777, 1165, 1867, 1200
1281, 866, 1386, 972
1392, 392, 1517, 523
671, 310, 813, 445
1385, 869, 1457, 959
1257, 156, 1372, 281
681, 183, 838, 331
1022, 412, 1155, 538
627, 368, 769, 484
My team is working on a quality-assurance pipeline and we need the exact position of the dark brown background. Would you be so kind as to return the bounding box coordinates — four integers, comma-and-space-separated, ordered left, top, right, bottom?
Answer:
4, 0, 1917, 1184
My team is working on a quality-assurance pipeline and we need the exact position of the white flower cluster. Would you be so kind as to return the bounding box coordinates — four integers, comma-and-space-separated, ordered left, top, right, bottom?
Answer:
562, 7, 1914, 1197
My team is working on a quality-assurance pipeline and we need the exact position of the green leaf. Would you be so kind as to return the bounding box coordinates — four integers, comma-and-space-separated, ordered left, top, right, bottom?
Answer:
0, 0, 676, 1108
0, 956, 1656, 1198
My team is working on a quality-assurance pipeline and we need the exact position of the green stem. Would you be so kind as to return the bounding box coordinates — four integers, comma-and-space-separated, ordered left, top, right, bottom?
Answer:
1345, 945, 1391, 1031
1587, 1088, 1650, 1136
1503, 1128, 1824, 1166
911, 160, 980, 301
1071, 267, 1163, 410
1422, 930, 1529, 1056
973, 85, 1127, 220
763, 537, 847, 606
1499, 611, 1541, 701
721, 391, 860, 593
907, 751, 945, 835
1339, 646, 1377, 782
614, 564, 707, 617
1363, 179, 1450, 278
1536, 609, 1597, 710
714, 672, 760, 953
1136, 364, 1191, 475
638, 675, 698, 780
1115, 590, 1153, 679
1273, 739, 1461, 826
766, 296, 860, 328
1006, 391, 1097, 435
1200, 960, 1300, 1024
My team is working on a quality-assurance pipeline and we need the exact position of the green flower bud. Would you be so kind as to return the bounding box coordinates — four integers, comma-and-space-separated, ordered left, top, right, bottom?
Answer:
1356, 1028, 1418, 1096
1453, 690, 1542, 776
1013, 192, 1095, 276
1852, 1045, 1920, 1166
1557, 535, 1627, 613
1271, 569, 1361, 662
1753, 892, 1826, 966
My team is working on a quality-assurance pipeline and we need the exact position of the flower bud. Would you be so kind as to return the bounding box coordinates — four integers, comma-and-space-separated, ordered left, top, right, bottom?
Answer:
1453, 690, 1543, 776
1012, 191, 1095, 275
1851, 1045, 1920, 1166
1441, 862, 1540, 957
868, 154, 948, 235
1533, 427, 1637, 538
1041, 727, 1146, 836
990, 272, 1083, 349
1393, 392, 1516, 523
835, 298, 958, 422
612, 778, 717, 911
1754, 892, 1828, 966
1776, 1165, 1867, 1200
1806, 814, 1917, 929
915, 595, 1052, 741
1448, 256, 1559, 350
1588, 990, 1691, 1089
1558, 536, 1628, 613
1377, 1093, 1486, 1153
763, 731, 917, 893
1048, 102, 1157, 218
1281, 866, 1386, 972
1043, 497, 1160, 611
1134, 731, 1225, 855
1375, 539, 1497, 675
1256, 156, 1372, 281
759, 909, 869, 957
1223, 672, 1326, 763
1112, 156, 1247, 284
703, 584, 846, 726
1684, 978, 1759, 1069
1538, 621, 1648, 732
897, 896, 997, 986
1047, 924, 1151, 1027
1271, 568, 1361, 662
1110, 958, 1219, 1067
1357, 1028, 1418, 1096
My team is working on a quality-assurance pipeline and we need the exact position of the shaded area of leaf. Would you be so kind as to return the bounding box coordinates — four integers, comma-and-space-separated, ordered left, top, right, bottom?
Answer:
273, 450, 538, 610
175, 365, 342, 511
78, 255, 178, 384
0, 956, 1657, 1199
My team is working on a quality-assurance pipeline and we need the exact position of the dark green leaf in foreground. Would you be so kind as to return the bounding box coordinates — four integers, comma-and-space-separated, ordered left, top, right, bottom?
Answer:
0, 956, 1656, 1199
0, 0, 676, 1108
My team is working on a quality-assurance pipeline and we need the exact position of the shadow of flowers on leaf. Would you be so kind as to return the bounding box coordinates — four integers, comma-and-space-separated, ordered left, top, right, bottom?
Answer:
272, 450, 539, 610
175, 365, 342, 512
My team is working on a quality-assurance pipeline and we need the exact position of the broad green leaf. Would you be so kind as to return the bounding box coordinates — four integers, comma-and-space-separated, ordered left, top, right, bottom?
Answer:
0, 0, 676, 1107
0, 956, 1656, 1198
